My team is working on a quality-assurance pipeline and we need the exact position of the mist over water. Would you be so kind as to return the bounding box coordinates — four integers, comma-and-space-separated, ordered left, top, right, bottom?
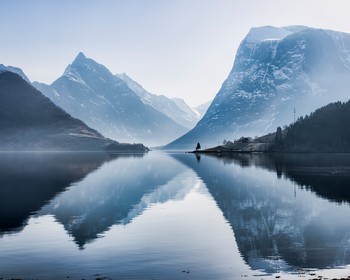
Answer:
1, 151, 350, 279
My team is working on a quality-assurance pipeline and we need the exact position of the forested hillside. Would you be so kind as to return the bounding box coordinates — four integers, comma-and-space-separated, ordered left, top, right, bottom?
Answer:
281, 101, 350, 152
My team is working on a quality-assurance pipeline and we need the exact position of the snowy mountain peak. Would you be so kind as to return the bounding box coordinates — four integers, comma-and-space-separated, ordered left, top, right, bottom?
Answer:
66, 52, 90, 71
244, 25, 308, 43
69, 52, 103, 71
282, 25, 309, 33
61, 53, 117, 87
74, 52, 87, 61
245, 26, 293, 42
36, 54, 188, 146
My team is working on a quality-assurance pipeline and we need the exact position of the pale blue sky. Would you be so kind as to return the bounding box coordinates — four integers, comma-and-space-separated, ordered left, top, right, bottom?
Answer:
1, 0, 350, 106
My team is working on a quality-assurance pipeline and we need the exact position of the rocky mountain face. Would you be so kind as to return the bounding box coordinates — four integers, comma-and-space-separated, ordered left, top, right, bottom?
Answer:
116, 73, 201, 129
0, 71, 146, 151
34, 53, 188, 146
166, 26, 350, 150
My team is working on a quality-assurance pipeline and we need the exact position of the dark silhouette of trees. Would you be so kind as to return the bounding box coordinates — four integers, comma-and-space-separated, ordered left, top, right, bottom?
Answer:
281, 100, 350, 152
275, 126, 283, 144
196, 142, 201, 151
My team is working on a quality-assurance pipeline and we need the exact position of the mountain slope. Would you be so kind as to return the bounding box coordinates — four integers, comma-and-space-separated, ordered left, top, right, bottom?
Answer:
0, 64, 30, 83
281, 100, 350, 152
0, 71, 147, 151
115, 73, 200, 129
34, 53, 187, 146
199, 100, 350, 153
166, 26, 350, 150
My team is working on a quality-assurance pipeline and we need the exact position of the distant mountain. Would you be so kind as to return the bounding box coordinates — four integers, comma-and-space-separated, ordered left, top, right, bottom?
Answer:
0, 64, 30, 83
34, 53, 187, 146
166, 26, 350, 150
191, 100, 212, 119
116, 73, 200, 129
0, 71, 147, 151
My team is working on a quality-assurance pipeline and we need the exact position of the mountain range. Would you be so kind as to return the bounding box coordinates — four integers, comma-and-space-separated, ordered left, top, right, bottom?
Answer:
166, 25, 350, 149
3, 25, 349, 151
33, 53, 208, 146
115, 73, 204, 129
0, 71, 147, 151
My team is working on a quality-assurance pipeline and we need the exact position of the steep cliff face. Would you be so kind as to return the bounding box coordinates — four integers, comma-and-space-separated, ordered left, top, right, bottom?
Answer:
166, 26, 350, 149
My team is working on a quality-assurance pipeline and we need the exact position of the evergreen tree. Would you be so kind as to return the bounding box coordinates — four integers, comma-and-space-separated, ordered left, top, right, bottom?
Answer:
275, 126, 283, 144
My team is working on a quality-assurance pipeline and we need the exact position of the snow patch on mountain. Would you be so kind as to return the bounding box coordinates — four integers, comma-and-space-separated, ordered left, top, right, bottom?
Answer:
245, 26, 292, 42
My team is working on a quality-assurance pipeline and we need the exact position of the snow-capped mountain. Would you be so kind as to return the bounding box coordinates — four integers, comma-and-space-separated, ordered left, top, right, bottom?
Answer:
166, 26, 350, 149
34, 53, 187, 146
115, 73, 200, 129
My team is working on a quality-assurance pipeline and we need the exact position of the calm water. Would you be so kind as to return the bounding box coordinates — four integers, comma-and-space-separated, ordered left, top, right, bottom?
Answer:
1, 151, 350, 280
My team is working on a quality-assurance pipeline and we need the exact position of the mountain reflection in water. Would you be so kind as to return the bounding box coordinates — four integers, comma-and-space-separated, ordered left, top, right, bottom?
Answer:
173, 153, 350, 273
1, 152, 350, 279
0, 152, 118, 234
38, 152, 189, 248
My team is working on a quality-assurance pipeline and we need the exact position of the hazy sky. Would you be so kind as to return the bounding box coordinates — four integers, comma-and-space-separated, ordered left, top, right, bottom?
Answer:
1, 0, 350, 106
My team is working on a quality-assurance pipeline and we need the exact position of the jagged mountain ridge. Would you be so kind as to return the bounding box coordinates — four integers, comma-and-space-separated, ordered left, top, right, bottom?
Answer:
34, 53, 189, 146
166, 26, 350, 149
116, 73, 201, 129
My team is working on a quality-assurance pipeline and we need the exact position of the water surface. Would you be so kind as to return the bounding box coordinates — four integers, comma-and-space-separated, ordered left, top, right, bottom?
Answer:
1, 151, 350, 279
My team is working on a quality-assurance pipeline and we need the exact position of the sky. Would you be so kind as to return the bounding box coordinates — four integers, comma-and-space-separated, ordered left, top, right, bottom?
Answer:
1, 0, 350, 107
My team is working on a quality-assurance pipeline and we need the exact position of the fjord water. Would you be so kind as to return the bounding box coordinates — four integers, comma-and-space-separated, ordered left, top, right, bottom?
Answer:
1, 152, 350, 279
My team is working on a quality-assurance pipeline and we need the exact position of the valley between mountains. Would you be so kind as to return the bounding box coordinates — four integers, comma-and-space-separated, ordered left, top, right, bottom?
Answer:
1, 25, 350, 152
